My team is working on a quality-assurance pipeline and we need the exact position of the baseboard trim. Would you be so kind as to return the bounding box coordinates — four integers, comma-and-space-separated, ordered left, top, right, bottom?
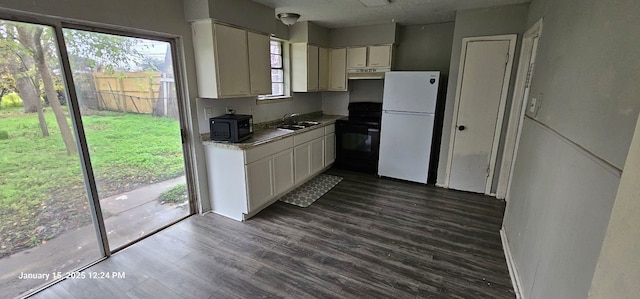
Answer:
501, 228, 523, 299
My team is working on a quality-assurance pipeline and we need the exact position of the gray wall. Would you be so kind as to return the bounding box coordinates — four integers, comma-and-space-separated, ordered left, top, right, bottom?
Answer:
289, 21, 330, 47
322, 22, 455, 116
197, 93, 322, 131
329, 23, 397, 47
503, 0, 640, 298
588, 114, 640, 299
0, 0, 211, 210
436, 4, 530, 188
184, 0, 275, 34
395, 22, 455, 76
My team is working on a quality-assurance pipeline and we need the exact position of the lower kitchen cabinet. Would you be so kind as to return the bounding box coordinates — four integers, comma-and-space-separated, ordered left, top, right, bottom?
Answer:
204, 123, 336, 221
294, 142, 312, 184
310, 138, 325, 174
246, 156, 274, 211
325, 133, 335, 165
273, 149, 294, 195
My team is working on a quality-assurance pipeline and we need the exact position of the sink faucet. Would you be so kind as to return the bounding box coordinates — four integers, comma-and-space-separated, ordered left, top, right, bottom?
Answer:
282, 113, 299, 125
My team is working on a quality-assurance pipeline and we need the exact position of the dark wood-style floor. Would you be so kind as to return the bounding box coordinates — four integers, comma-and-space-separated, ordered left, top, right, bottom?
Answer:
31, 168, 514, 299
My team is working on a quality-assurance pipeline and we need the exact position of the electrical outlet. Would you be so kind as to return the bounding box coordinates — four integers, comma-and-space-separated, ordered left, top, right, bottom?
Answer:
204, 108, 213, 118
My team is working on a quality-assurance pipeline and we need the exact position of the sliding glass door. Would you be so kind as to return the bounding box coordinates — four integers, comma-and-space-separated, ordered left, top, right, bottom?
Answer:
62, 28, 190, 251
0, 20, 102, 299
0, 18, 193, 298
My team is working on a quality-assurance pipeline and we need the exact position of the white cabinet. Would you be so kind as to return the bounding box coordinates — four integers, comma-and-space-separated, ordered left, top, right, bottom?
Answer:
347, 44, 393, 69
192, 21, 271, 98
368, 45, 392, 68
325, 133, 335, 165
247, 32, 272, 95
310, 138, 325, 174
292, 43, 319, 92
205, 123, 336, 221
246, 157, 274, 211
347, 47, 367, 68
294, 143, 312, 184
273, 149, 294, 195
329, 48, 347, 91
318, 47, 330, 91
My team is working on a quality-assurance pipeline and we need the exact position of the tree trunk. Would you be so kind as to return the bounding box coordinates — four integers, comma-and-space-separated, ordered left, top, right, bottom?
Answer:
31, 27, 76, 154
8, 25, 49, 136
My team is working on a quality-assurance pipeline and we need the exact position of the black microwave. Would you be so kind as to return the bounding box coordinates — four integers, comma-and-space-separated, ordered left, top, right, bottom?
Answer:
209, 114, 253, 143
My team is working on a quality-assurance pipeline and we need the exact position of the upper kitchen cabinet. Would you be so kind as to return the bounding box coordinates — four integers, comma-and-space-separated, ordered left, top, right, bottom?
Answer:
292, 43, 319, 92
347, 47, 367, 68
347, 44, 393, 69
318, 47, 330, 91
247, 32, 272, 95
329, 48, 347, 91
368, 45, 392, 68
191, 20, 271, 98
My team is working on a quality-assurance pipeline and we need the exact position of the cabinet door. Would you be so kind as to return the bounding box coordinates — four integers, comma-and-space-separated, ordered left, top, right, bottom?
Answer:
307, 45, 319, 91
214, 24, 251, 97
329, 48, 347, 91
273, 149, 294, 195
318, 47, 330, 91
325, 133, 335, 165
347, 47, 367, 68
368, 45, 392, 68
310, 138, 325, 174
246, 157, 274, 211
294, 143, 311, 184
247, 32, 272, 95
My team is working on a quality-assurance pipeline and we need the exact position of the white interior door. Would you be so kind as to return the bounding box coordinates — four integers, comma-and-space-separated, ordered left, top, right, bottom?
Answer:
448, 37, 515, 193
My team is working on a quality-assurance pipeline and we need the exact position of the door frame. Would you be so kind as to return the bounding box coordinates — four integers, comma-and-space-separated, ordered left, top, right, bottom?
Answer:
496, 19, 544, 199
444, 34, 517, 195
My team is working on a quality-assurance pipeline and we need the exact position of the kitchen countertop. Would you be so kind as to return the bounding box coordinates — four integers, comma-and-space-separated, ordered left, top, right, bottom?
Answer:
202, 115, 343, 150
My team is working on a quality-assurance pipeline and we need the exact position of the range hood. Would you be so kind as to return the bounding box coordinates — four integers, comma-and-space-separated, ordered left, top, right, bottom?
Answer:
348, 68, 390, 80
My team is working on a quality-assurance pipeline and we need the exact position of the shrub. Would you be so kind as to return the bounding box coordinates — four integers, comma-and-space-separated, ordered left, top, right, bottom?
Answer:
1, 93, 23, 108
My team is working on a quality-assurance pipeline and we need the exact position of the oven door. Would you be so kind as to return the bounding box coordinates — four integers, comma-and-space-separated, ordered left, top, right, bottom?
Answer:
335, 121, 380, 172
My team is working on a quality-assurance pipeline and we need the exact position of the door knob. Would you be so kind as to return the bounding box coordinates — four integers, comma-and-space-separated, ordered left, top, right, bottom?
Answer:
458, 125, 466, 131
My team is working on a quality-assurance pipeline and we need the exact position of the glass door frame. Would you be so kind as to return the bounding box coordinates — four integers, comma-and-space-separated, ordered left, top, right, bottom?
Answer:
0, 8, 197, 293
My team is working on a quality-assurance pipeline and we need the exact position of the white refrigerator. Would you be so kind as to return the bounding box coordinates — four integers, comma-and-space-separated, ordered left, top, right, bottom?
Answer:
378, 71, 440, 183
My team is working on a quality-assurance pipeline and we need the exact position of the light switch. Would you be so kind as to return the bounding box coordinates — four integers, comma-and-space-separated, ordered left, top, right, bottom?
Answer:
526, 93, 543, 118
529, 97, 537, 113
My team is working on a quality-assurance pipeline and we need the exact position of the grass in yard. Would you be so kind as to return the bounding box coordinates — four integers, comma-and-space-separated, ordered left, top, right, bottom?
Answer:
0, 108, 185, 257
158, 183, 188, 204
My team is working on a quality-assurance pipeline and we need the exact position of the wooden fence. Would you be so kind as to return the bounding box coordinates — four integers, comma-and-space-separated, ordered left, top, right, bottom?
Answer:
93, 72, 166, 114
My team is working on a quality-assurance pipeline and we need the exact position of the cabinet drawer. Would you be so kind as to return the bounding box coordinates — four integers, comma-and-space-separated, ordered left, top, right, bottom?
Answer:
294, 127, 325, 145
324, 124, 335, 135
245, 137, 293, 164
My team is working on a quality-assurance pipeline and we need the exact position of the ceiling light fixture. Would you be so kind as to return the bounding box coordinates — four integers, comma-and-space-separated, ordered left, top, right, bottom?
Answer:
358, 0, 391, 7
277, 13, 301, 26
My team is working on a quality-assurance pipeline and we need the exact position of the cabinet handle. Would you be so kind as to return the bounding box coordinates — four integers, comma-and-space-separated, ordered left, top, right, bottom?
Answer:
370, 63, 379, 66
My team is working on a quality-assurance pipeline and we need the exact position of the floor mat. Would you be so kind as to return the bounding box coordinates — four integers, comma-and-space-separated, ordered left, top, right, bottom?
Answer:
279, 174, 343, 207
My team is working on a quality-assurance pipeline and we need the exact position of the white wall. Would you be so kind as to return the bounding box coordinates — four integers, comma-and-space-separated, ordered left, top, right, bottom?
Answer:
588, 113, 640, 298
503, 0, 640, 298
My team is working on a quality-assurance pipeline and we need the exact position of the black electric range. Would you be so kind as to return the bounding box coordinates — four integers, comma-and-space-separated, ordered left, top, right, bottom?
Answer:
335, 102, 383, 173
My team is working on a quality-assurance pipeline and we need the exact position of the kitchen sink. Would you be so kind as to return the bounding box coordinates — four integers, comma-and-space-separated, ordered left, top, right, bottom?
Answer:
277, 124, 306, 130
276, 121, 320, 131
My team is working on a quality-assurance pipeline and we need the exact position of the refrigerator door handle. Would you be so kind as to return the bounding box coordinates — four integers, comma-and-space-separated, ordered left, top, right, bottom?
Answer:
384, 110, 434, 116
368, 128, 380, 133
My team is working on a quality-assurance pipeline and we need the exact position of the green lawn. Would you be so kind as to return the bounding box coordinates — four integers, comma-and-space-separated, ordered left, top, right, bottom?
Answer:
0, 108, 185, 256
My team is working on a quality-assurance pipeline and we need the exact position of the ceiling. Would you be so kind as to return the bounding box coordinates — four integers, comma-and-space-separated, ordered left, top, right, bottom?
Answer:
251, 0, 529, 28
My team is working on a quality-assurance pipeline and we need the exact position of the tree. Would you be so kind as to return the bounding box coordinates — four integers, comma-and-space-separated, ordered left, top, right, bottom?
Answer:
0, 23, 49, 137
